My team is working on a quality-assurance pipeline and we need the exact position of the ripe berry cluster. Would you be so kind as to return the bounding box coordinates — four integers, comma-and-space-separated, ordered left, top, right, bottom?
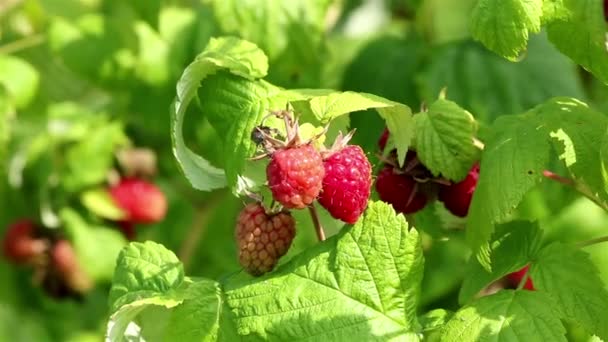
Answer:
375, 129, 480, 217
2, 220, 92, 299
235, 110, 373, 276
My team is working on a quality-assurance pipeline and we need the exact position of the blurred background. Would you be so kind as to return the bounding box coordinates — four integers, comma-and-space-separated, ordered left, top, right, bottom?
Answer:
1, 0, 608, 340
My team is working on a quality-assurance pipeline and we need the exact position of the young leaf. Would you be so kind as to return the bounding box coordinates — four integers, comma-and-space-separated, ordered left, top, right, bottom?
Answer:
80, 188, 126, 221
466, 111, 550, 268
0, 55, 40, 108
470, 0, 543, 60
459, 221, 543, 304
441, 290, 566, 341
546, 0, 608, 85
62, 120, 128, 192
171, 37, 268, 192
413, 99, 479, 181
107, 294, 186, 342
60, 208, 127, 282
531, 243, 608, 340
223, 201, 424, 340
290, 91, 413, 165
109, 241, 185, 311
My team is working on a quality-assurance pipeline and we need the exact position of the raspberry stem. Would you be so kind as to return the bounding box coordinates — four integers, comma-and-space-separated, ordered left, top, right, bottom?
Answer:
308, 204, 326, 241
543, 170, 608, 212
576, 235, 608, 249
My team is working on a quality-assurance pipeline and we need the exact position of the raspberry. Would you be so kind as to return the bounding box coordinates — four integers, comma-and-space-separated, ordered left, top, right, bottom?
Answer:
2, 219, 46, 264
438, 163, 480, 217
51, 240, 79, 276
318, 145, 372, 223
109, 178, 168, 224
507, 265, 535, 290
267, 144, 324, 209
235, 203, 296, 276
50, 240, 93, 293
375, 166, 427, 214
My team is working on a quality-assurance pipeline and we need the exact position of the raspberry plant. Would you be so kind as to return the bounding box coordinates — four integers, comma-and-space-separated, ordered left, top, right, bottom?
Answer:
2, 0, 608, 341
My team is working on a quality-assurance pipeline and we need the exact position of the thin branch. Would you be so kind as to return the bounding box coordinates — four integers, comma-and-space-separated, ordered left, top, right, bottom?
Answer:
543, 170, 608, 212
0, 34, 45, 54
576, 235, 608, 249
178, 191, 226, 270
308, 204, 326, 242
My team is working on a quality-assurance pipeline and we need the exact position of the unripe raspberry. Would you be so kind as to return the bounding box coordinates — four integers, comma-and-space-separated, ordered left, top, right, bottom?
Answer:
375, 166, 427, 214
438, 163, 480, 217
318, 145, 372, 223
507, 265, 535, 291
235, 203, 296, 276
2, 219, 46, 264
109, 178, 168, 224
267, 145, 324, 209
51, 240, 93, 293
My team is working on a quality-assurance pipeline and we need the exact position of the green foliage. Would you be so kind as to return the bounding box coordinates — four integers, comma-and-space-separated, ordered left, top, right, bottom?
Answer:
108, 202, 425, 341
531, 243, 608, 340
441, 290, 567, 341
466, 109, 550, 267
413, 98, 479, 181
0, 55, 39, 108
4, 0, 608, 340
459, 221, 543, 304
470, 0, 543, 60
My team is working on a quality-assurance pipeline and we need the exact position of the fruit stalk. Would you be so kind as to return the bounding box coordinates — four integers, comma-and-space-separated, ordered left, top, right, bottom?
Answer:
308, 204, 326, 242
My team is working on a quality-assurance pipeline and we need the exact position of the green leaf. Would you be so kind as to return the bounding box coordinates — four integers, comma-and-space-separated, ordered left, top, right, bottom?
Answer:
537, 98, 608, 208
80, 188, 126, 221
441, 290, 566, 341
413, 99, 479, 181
133, 21, 170, 86
62, 120, 128, 191
459, 221, 543, 304
466, 111, 550, 268
59, 208, 127, 282
601, 130, 608, 195
546, 0, 608, 85
291, 91, 413, 165
0, 55, 40, 108
164, 279, 238, 341
470, 0, 543, 60
107, 294, 185, 342
418, 35, 585, 123
420, 309, 453, 333
531, 243, 608, 340
0, 87, 14, 168
109, 241, 185, 312
171, 36, 269, 192
224, 201, 424, 340
197, 73, 284, 189
211, 0, 331, 60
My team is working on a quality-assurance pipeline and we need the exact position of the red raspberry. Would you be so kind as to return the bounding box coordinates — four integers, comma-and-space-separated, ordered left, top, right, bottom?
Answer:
605, 0, 608, 20
438, 163, 480, 217
267, 145, 324, 209
375, 166, 427, 214
507, 265, 535, 290
318, 145, 372, 223
235, 203, 296, 276
2, 219, 46, 264
109, 178, 168, 224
